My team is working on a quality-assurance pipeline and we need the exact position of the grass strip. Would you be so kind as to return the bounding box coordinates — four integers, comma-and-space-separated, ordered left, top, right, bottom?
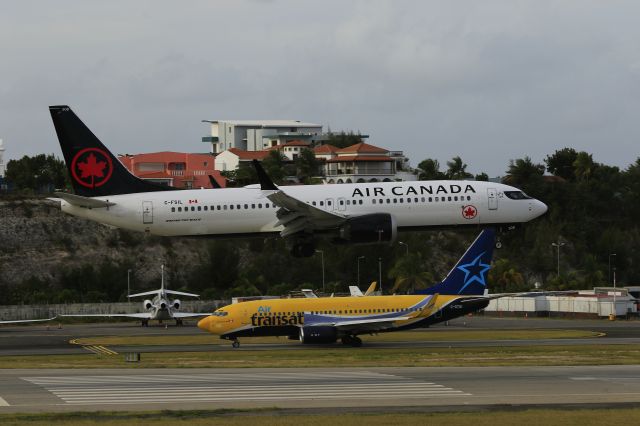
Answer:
1, 407, 640, 426
0, 344, 638, 369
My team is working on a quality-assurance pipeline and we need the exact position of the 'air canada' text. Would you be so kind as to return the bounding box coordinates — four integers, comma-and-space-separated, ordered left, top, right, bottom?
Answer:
351, 184, 477, 198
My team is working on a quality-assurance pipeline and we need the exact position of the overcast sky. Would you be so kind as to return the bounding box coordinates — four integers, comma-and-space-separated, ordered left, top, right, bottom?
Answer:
1, 0, 639, 176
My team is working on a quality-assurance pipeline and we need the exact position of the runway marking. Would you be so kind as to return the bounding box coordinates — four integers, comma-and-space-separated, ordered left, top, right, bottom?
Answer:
23, 372, 470, 405
82, 345, 118, 355
0, 396, 10, 406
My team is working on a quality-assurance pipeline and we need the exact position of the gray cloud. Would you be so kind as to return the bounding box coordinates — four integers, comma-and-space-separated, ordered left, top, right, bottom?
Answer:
1, 0, 639, 176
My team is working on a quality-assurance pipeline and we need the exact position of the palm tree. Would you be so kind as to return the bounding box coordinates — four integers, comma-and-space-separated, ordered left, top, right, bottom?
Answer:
573, 151, 595, 182
417, 158, 445, 180
445, 156, 473, 180
387, 254, 434, 293
504, 156, 544, 187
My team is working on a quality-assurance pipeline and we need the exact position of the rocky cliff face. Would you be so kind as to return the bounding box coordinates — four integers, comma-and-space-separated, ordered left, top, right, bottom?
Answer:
0, 198, 210, 293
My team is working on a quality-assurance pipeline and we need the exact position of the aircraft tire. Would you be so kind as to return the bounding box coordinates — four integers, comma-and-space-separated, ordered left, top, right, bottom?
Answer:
232, 340, 240, 349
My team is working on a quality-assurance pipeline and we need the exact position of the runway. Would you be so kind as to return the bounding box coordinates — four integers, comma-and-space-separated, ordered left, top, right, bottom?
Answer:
1, 316, 640, 356
1, 365, 639, 413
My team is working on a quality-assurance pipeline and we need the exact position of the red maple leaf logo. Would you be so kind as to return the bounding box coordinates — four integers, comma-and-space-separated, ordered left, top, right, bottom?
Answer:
70, 148, 113, 188
462, 205, 477, 219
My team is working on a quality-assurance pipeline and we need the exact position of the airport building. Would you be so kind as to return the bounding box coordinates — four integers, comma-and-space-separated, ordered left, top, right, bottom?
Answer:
118, 152, 225, 189
486, 287, 639, 318
202, 119, 324, 154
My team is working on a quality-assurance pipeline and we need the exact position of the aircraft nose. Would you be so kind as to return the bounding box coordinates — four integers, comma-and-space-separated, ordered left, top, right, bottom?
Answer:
538, 200, 548, 216
197, 316, 212, 332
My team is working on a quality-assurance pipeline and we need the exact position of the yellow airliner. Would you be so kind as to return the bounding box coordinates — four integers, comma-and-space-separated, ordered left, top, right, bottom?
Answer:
198, 229, 498, 347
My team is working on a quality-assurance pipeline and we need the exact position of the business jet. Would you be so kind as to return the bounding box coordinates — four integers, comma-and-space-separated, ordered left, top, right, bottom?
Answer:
49, 105, 547, 257
62, 266, 209, 326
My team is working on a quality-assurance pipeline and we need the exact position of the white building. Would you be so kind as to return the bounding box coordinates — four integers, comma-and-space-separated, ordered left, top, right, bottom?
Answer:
202, 120, 323, 154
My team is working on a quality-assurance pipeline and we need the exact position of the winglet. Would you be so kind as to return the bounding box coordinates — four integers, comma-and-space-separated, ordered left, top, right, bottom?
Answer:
364, 282, 377, 296
252, 159, 278, 191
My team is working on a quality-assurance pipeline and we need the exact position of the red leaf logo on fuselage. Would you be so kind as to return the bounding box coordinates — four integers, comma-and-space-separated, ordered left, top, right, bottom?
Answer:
462, 205, 477, 219
71, 148, 114, 188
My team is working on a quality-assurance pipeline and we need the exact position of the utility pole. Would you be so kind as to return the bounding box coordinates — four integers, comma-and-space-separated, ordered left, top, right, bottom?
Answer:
316, 250, 325, 293
608, 253, 616, 286
551, 241, 565, 278
127, 269, 132, 302
399, 241, 409, 256
357, 256, 365, 287
378, 257, 383, 294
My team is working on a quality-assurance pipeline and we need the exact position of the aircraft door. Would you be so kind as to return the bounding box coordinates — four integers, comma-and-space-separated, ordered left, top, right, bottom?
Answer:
325, 198, 335, 211
142, 201, 153, 224
487, 188, 498, 210
337, 197, 347, 212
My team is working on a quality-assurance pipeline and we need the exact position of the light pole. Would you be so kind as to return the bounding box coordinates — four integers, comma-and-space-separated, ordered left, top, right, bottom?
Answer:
378, 257, 383, 294
612, 265, 618, 318
399, 241, 409, 255
551, 241, 565, 278
127, 269, 132, 301
316, 250, 325, 293
357, 256, 365, 287
608, 253, 617, 286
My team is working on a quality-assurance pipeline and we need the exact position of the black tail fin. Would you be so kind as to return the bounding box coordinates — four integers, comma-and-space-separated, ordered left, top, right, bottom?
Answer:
49, 105, 176, 197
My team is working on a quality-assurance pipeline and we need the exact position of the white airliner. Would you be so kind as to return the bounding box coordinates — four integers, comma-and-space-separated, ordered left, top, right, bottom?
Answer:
49, 105, 548, 257
62, 266, 209, 326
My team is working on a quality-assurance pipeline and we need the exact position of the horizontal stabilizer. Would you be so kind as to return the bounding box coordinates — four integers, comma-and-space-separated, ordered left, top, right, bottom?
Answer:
0, 317, 57, 324
165, 289, 200, 298
53, 192, 115, 209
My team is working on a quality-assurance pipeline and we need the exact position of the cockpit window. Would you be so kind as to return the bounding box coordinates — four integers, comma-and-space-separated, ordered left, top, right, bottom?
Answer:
212, 311, 228, 316
504, 191, 532, 200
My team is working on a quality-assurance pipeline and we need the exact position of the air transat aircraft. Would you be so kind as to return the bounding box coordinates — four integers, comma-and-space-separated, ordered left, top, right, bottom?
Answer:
198, 228, 525, 347
49, 106, 547, 257
62, 266, 209, 326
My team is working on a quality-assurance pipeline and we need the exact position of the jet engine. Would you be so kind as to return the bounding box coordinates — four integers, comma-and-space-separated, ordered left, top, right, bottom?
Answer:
337, 213, 397, 244
143, 300, 153, 310
159, 301, 167, 310
172, 299, 181, 310
299, 326, 338, 344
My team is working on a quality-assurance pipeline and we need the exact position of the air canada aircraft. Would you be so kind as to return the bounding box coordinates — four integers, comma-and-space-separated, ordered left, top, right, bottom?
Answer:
197, 228, 552, 347
49, 106, 547, 257
62, 266, 209, 326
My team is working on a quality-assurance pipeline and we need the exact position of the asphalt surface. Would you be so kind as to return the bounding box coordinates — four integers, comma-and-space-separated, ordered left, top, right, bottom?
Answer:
1, 365, 639, 413
2, 316, 640, 356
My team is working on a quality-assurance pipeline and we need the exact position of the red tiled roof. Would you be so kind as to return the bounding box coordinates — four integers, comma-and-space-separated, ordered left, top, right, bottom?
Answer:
280, 139, 311, 147
335, 143, 388, 155
326, 156, 393, 163
314, 144, 340, 154
118, 151, 215, 166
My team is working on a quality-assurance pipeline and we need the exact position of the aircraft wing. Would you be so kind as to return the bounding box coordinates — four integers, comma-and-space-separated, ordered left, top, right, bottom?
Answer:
0, 317, 57, 325
172, 312, 211, 318
268, 190, 347, 237
52, 192, 115, 209
304, 312, 412, 332
165, 290, 200, 298
61, 313, 153, 319
128, 290, 160, 298
251, 159, 346, 237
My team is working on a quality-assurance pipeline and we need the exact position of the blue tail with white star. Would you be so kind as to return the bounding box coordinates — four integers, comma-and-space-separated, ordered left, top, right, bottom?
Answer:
416, 228, 496, 296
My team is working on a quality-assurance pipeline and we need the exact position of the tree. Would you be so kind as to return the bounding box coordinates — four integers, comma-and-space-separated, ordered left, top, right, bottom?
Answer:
503, 156, 545, 188
416, 158, 445, 180
545, 148, 578, 181
387, 253, 434, 293
475, 172, 489, 181
5, 154, 69, 192
327, 131, 364, 149
295, 148, 319, 184
445, 156, 473, 180
573, 151, 596, 182
262, 150, 287, 184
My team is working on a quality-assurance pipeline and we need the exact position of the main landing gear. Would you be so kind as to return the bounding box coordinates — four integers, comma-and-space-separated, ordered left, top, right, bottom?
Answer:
141, 319, 149, 327
175, 319, 183, 326
232, 339, 240, 349
341, 335, 362, 347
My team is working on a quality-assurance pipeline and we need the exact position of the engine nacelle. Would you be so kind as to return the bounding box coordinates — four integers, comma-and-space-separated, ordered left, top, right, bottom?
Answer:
172, 299, 181, 310
159, 301, 167, 310
299, 326, 338, 344
337, 213, 397, 244
143, 300, 153, 310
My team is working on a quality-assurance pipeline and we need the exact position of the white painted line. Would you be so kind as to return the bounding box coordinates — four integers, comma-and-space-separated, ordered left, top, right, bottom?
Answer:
0, 396, 10, 407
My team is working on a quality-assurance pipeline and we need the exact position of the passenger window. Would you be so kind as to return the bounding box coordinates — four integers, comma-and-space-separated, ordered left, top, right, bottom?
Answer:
191, 206, 195, 211
320, 201, 324, 206
312, 201, 317, 206
171, 207, 175, 212
415, 197, 419, 202
448, 196, 452, 201
197, 206, 202, 211
230, 205, 234, 210
407, 198, 411, 203
223, 205, 227, 210
454, 196, 458, 201
237, 205, 241, 209
386, 199, 390, 204
258, 204, 262, 208
339, 200, 344, 205
372, 199, 376, 204
359, 200, 363, 205
422, 197, 426, 202
399, 198, 404, 203
435, 197, 439, 202
252, 204, 255, 209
